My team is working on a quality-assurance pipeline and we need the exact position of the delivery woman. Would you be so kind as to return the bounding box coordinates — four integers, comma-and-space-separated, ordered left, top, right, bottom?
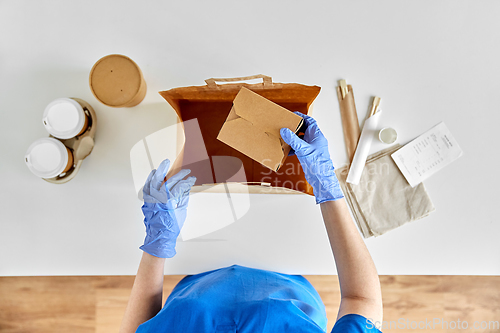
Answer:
119, 113, 383, 333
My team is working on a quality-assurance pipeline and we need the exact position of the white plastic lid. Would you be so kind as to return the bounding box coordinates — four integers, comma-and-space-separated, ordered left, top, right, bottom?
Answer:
43, 98, 86, 139
25, 138, 70, 179
378, 127, 398, 144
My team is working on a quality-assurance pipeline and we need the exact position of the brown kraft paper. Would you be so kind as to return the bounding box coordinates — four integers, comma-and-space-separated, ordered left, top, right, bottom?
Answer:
336, 85, 361, 163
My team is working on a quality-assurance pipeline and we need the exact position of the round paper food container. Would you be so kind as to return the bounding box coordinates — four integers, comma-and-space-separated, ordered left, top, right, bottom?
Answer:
25, 138, 73, 179
43, 98, 89, 139
89, 54, 147, 107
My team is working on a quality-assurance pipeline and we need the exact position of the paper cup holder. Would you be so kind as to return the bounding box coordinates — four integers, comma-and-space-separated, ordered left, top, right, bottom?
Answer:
43, 98, 97, 184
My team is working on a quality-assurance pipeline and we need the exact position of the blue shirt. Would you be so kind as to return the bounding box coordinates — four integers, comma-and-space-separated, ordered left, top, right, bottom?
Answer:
136, 265, 381, 333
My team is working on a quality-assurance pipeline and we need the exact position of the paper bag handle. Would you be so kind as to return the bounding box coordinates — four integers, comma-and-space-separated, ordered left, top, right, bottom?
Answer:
205, 74, 272, 88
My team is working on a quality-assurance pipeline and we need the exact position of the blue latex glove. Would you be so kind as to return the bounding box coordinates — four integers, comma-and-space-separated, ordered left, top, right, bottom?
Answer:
140, 159, 196, 258
280, 112, 344, 204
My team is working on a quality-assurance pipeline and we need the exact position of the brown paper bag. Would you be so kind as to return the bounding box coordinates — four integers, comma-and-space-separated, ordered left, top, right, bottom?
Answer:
159, 75, 320, 196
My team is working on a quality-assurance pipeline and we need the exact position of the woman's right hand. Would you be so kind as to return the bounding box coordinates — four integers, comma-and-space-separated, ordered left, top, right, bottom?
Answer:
140, 159, 196, 258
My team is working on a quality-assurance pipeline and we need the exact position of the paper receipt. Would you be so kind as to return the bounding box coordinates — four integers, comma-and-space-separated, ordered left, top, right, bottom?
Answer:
391, 122, 463, 187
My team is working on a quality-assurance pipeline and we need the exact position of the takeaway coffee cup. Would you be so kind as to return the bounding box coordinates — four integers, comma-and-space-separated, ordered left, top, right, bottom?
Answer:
43, 98, 89, 139
89, 54, 147, 107
25, 137, 74, 179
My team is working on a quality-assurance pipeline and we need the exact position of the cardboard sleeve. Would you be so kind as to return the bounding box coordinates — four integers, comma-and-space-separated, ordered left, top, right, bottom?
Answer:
336, 85, 361, 163
159, 76, 321, 196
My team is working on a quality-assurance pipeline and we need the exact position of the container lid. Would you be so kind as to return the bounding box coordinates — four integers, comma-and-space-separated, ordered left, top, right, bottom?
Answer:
89, 54, 143, 107
43, 98, 86, 139
25, 138, 69, 179
379, 127, 398, 144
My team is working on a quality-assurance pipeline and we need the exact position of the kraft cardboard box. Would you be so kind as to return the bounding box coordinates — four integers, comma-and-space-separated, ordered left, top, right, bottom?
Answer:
217, 87, 304, 172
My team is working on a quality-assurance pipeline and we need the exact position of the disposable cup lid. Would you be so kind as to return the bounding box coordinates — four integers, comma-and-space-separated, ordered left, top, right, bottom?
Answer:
89, 54, 143, 107
25, 138, 69, 179
43, 98, 86, 139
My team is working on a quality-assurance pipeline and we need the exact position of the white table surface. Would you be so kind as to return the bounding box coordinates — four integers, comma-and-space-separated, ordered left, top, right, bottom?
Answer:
1, 0, 499, 276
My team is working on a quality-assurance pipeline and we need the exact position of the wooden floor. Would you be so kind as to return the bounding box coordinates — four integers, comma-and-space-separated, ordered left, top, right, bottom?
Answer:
0, 275, 498, 333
